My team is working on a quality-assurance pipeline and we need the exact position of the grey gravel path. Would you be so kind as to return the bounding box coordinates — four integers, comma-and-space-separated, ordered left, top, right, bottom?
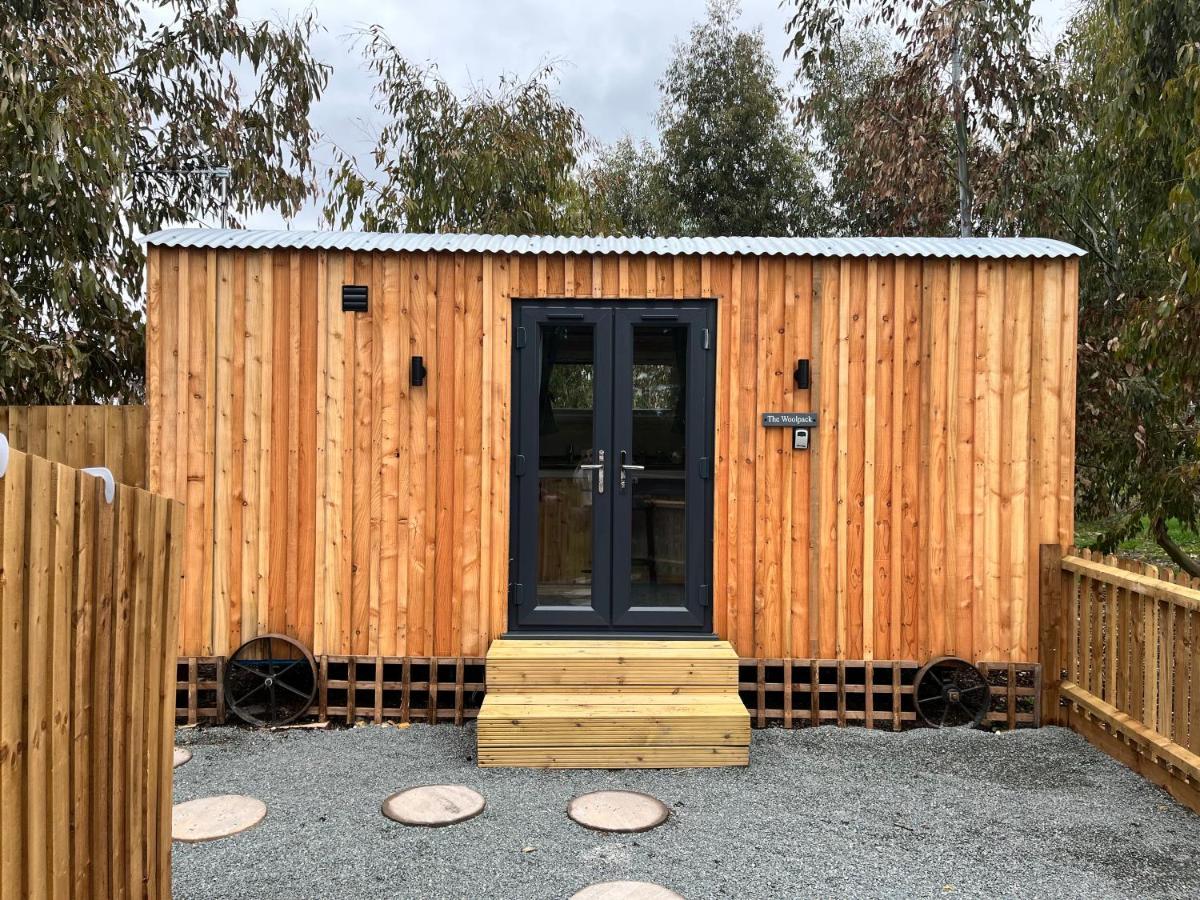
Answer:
172, 724, 1200, 900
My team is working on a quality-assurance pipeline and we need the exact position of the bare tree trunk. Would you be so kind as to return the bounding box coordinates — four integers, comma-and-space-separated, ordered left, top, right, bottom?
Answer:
952, 20, 973, 237
1151, 514, 1200, 578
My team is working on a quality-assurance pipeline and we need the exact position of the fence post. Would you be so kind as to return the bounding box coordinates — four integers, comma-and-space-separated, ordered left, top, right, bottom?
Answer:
1039, 543, 1065, 725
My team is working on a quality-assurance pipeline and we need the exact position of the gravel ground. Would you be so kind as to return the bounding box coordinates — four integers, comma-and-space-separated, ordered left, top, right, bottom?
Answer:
172, 724, 1200, 900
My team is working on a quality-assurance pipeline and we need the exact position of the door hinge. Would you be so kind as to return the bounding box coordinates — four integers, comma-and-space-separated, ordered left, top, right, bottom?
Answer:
514, 454, 525, 477
699, 456, 710, 479
515, 326, 527, 349
701, 584, 711, 607
702, 328, 711, 350
512, 583, 524, 606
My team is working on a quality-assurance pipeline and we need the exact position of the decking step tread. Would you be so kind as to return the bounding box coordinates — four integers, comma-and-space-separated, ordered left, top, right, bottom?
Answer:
477, 746, 749, 769
479, 693, 746, 715
478, 692, 750, 751
487, 639, 737, 657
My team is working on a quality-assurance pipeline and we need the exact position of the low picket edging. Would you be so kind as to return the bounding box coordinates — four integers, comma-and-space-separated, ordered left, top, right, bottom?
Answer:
175, 654, 1039, 730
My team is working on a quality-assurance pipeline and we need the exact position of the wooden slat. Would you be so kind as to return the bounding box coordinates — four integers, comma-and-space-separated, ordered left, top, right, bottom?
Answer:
951, 262, 976, 658
817, 260, 840, 657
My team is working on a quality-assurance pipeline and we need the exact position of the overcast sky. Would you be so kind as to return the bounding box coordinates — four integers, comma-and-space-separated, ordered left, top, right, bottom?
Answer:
236, 0, 1076, 230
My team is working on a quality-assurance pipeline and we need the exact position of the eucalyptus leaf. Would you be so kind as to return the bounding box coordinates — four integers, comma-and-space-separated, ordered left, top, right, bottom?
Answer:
2, 0, 328, 403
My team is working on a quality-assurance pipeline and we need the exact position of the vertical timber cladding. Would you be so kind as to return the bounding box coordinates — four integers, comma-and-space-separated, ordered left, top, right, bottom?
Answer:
147, 244, 1078, 663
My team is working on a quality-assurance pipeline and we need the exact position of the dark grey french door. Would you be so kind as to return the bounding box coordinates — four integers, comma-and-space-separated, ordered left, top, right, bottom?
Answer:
509, 300, 715, 634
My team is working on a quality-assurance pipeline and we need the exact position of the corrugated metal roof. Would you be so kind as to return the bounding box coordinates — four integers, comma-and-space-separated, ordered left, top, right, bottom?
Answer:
143, 228, 1085, 259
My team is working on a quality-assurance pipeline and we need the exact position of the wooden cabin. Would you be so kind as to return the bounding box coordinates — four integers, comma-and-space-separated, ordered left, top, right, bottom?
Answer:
144, 229, 1081, 764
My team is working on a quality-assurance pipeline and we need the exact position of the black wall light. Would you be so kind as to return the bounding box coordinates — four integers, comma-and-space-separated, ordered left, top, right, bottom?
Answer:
342, 284, 368, 312
411, 356, 427, 387
794, 358, 811, 390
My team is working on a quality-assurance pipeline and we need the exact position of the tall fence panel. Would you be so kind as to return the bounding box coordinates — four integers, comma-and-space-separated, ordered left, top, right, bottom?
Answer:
0, 406, 148, 489
1041, 544, 1200, 814
0, 444, 183, 899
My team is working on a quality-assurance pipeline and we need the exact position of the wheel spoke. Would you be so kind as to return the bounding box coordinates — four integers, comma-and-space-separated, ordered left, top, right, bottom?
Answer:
232, 678, 268, 706
274, 659, 304, 679
938, 704, 950, 727
275, 679, 309, 701
231, 660, 269, 681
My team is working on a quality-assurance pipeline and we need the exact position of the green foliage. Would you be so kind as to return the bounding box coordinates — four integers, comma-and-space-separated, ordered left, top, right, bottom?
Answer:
0, 0, 328, 403
1088, 0, 1200, 393
785, 0, 1061, 236
585, 1, 824, 237
655, 0, 824, 236
584, 138, 673, 236
799, 27, 941, 235
786, 0, 1199, 567
1047, 0, 1200, 570
323, 28, 592, 234
1076, 518, 1200, 568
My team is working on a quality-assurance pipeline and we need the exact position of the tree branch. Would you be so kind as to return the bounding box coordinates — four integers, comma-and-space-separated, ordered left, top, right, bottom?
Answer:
1151, 514, 1200, 578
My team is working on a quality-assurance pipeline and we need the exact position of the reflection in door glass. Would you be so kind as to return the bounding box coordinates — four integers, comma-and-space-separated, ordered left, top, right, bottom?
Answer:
630, 325, 686, 608
536, 325, 596, 607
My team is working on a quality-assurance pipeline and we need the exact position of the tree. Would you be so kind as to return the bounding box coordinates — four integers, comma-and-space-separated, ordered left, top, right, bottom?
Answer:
1085, 0, 1200, 394
785, 0, 1060, 237
797, 27, 931, 235
583, 138, 673, 236
323, 28, 591, 235
1, 0, 328, 404
653, 0, 824, 236
1045, 0, 1200, 573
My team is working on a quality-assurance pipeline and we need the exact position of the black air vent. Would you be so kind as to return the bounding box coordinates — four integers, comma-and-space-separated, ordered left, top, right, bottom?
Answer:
342, 284, 368, 312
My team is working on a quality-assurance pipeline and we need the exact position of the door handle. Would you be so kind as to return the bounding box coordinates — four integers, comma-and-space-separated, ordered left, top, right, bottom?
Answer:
579, 449, 605, 494
618, 450, 644, 491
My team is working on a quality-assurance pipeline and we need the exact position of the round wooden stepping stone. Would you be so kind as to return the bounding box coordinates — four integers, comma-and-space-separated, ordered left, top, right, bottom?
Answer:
173, 747, 192, 768
571, 882, 684, 900
172, 795, 266, 843
567, 790, 669, 833
381, 785, 485, 827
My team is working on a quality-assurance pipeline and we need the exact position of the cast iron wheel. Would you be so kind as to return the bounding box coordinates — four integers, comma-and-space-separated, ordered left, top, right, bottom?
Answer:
913, 656, 991, 728
224, 634, 316, 727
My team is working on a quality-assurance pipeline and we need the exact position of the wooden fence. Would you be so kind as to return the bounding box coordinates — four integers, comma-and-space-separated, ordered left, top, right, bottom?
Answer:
0, 405, 148, 489
0, 443, 183, 899
1041, 544, 1200, 814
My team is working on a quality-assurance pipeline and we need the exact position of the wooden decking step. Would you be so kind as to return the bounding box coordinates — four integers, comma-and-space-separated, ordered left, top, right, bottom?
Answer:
478, 639, 749, 768
485, 638, 740, 692
478, 693, 749, 746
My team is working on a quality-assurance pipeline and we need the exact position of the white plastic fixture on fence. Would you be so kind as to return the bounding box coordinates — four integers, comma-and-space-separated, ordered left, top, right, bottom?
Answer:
81, 466, 116, 504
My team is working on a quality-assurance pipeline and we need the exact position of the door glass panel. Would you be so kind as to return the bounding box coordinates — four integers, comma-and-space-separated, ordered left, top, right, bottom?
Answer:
536, 324, 596, 607
629, 325, 687, 608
